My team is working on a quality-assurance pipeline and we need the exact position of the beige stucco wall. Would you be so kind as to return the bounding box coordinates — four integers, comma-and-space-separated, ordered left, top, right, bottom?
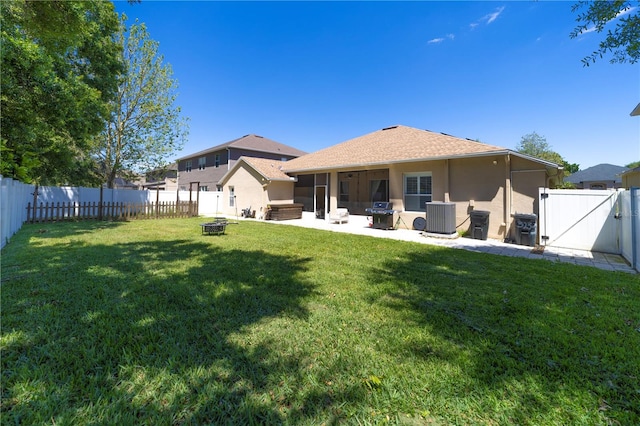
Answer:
222, 164, 295, 217
622, 171, 640, 188
372, 154, 548, 240
222, 164, 264, 216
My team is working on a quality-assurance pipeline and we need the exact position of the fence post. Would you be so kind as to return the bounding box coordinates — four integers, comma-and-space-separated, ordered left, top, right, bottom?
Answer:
31, 184, 39, 223
99, 186, 104, 221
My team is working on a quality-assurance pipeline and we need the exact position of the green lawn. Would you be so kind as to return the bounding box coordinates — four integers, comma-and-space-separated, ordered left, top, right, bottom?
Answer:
1, 218, 639, 425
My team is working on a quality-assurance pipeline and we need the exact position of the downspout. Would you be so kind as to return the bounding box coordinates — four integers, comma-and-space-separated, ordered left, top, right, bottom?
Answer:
443, 159, 450, 202
504, 154, 511, 239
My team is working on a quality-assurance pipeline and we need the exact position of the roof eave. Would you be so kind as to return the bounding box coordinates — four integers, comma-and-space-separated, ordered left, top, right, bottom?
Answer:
283, 150, 561, 173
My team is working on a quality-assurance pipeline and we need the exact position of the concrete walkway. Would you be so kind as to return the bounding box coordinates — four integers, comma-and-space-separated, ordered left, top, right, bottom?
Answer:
258, 214, 636, 274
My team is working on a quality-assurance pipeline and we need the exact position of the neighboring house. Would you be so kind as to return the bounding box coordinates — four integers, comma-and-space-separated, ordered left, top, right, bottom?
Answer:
136, 165, 179, 191
564, 163, 629, 189
218, 125, 563, 240
631, 103, 640, 116
176, 134, 306, 192
621, 166, 640, 188
111, 177, 140, 190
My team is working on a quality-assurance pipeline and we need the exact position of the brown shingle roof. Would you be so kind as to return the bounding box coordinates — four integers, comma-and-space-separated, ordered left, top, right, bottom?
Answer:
178, 134, 306, 160
242, 157, 292, 181
282, 125, 507, 172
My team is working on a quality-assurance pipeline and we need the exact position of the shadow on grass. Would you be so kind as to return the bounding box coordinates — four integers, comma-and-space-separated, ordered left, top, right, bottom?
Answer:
1, 224, 351, 424
367, 248, 640, 423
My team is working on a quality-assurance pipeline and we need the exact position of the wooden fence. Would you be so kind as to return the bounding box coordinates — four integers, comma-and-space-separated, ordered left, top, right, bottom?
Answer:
26, 200, 198, 223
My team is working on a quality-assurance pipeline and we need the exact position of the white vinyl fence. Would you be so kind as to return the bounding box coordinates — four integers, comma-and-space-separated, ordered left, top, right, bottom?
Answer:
538, 187, 640, 272
619, 188, 640, 271
0, 176, 223, 249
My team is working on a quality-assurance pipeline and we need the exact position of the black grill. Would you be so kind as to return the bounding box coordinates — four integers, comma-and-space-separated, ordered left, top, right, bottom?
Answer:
365, 202, 395, 230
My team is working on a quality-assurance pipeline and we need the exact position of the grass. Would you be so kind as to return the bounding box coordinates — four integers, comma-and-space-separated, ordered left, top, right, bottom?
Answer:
1, 218, 639, 425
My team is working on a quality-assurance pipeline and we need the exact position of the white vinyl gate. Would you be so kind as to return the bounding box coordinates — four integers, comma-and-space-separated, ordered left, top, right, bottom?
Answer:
538, 188, 621, 254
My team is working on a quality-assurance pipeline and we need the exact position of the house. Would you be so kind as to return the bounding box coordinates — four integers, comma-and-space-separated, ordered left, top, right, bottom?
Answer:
219, 157, 295, 218
218, 125, 563, 240
176, 134, 306, 192
621, 166, 640, 188
137, 165, 178, 191
564, 163, 629, 189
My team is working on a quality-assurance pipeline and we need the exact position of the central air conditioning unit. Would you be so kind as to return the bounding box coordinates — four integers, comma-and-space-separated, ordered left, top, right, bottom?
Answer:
425, 202, 456, 234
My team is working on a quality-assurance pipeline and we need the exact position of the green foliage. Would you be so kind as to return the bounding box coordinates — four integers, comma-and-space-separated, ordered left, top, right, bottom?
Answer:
563, 160, 580, 174
2, 219, 639, 424
571, 0, 640, 65
515, 132, 565, 165
0, 1, 122, 185
625, 160, 640, 169
96, 16, 189, 188
516, 132, 580, 187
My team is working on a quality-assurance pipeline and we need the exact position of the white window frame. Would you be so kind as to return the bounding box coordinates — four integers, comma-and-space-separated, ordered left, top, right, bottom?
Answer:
403, 172, 432, 212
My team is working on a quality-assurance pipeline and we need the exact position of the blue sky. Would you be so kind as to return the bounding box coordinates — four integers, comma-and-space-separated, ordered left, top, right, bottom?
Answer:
115, 1, 639, 170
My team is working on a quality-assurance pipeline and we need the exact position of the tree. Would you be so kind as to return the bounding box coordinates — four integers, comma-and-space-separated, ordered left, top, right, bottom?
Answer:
570, 0, 640, 65
96, 16, 188, 188
0, 1, 122, 185
515, 132, 580, 177
625, 160, 640, 169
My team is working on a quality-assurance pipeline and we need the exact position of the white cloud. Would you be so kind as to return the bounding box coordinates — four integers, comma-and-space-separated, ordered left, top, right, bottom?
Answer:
483, 6, 505, 24
427, 34, 455, 45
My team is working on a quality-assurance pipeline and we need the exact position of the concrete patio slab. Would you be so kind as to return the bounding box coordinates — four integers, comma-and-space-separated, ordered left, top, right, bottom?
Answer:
239, 213, 636, 274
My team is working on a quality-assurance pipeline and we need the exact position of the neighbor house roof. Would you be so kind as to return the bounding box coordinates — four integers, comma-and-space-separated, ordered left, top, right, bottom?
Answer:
177, 134, 307, 160
219, 156, 292, 186
631, 103, 640, 116
622, 166, 640, 176
281, 125, 557, 172
565, 163, 629, 184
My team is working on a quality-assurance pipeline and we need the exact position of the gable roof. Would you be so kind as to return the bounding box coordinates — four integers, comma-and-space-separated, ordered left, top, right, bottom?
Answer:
219, 156, 292, 186
281, 125, 554, 172
177, 134, 306, 160
631, 103, 640, 116
565, 163, 629, 184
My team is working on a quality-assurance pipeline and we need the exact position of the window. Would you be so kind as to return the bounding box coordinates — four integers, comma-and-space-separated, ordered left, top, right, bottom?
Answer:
216, 185, 223, 192
215, 154, 220, 168
404, 172, 432, 211
185, 160, 192, 172
199, 186, 208, 192
198, 157, 206, 170
229, 186, 235, 207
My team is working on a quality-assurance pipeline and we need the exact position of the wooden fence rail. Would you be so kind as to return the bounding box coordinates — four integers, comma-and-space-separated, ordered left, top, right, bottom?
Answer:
26, 201, 198, 223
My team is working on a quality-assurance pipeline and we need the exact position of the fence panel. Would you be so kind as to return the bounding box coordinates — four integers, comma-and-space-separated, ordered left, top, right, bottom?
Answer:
538, 188, 621, 253
1, 177, 35, 249
25, 201, 196, 223
619, 188, 640, 271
